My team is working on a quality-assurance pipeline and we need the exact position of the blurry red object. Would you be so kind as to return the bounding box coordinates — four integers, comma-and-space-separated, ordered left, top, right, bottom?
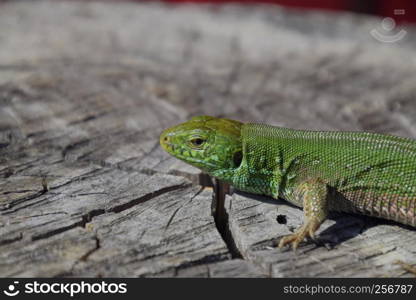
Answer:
162, 0, 416, 24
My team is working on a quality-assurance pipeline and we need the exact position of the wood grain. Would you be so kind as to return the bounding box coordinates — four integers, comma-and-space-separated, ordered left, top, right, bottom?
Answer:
1, 0, 415, 277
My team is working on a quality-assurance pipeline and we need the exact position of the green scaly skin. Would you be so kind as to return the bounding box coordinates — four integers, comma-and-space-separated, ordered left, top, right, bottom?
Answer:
160, 116, 416, 252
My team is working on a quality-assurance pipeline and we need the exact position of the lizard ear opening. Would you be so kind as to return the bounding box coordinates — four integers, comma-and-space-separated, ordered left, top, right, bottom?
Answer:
233, 150, 243, 168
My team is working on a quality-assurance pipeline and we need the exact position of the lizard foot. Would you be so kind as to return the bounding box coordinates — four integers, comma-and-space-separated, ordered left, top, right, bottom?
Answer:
278, 218, 321, 250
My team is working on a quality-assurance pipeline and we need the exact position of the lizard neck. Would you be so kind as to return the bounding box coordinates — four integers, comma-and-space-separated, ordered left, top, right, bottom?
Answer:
220, 123, 283, 197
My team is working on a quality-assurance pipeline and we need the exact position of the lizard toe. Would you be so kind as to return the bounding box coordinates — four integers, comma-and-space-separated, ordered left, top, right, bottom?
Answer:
278, 218, 321, 250
278, 229, 308, 250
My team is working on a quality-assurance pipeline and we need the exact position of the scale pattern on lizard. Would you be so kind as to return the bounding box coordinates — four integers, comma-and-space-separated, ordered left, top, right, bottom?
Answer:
160, 116, 416, 249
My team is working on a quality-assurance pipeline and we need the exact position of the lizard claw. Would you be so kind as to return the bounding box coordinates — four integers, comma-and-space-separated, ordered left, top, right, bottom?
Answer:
278, 232, 306, 250
278, 218, 321, 250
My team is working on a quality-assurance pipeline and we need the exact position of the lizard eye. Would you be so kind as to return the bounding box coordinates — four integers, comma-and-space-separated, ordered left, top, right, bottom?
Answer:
189, 137, 206, 148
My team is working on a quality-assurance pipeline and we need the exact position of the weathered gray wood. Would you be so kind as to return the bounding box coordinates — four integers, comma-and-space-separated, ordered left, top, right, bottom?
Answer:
225, 193, 416, 277
1, 0, 416, 277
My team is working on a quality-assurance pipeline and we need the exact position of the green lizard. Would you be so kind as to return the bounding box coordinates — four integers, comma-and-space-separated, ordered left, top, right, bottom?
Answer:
160, 115, 416, 271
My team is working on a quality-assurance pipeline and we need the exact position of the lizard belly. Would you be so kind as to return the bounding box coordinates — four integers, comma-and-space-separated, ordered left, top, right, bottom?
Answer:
329, 188, 416, 227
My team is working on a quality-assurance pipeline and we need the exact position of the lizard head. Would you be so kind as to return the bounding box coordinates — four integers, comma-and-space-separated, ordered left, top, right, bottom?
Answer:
160, 116, 243, 175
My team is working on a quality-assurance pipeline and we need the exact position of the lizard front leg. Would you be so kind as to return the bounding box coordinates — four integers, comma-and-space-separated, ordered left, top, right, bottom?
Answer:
278, 178, 328, 250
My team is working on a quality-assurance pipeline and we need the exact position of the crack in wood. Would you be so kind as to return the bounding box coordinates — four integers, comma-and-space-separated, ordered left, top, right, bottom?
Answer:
0, 190, 47, 212
211, 178, 243, 259
0, 232, 23, 246
0, 169, 104, 214
53, 235, 102, 278
108, 183, 191, 213
79, 235, 101, 262
31, 221, 83, 241
173, 253, 231, 275
26, 184, 190, 242
164, 186, 205, 231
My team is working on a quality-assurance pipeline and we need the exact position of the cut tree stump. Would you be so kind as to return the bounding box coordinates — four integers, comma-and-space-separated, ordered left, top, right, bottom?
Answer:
0, 0, 416, 277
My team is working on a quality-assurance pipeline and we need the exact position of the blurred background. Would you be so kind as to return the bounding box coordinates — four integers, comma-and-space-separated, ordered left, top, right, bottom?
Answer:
0, 0, 415, 23
162, 0, 416, 24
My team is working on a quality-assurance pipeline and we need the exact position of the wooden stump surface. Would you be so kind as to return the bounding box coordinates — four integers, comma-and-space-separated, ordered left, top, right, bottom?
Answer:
1, 0, 416, 277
